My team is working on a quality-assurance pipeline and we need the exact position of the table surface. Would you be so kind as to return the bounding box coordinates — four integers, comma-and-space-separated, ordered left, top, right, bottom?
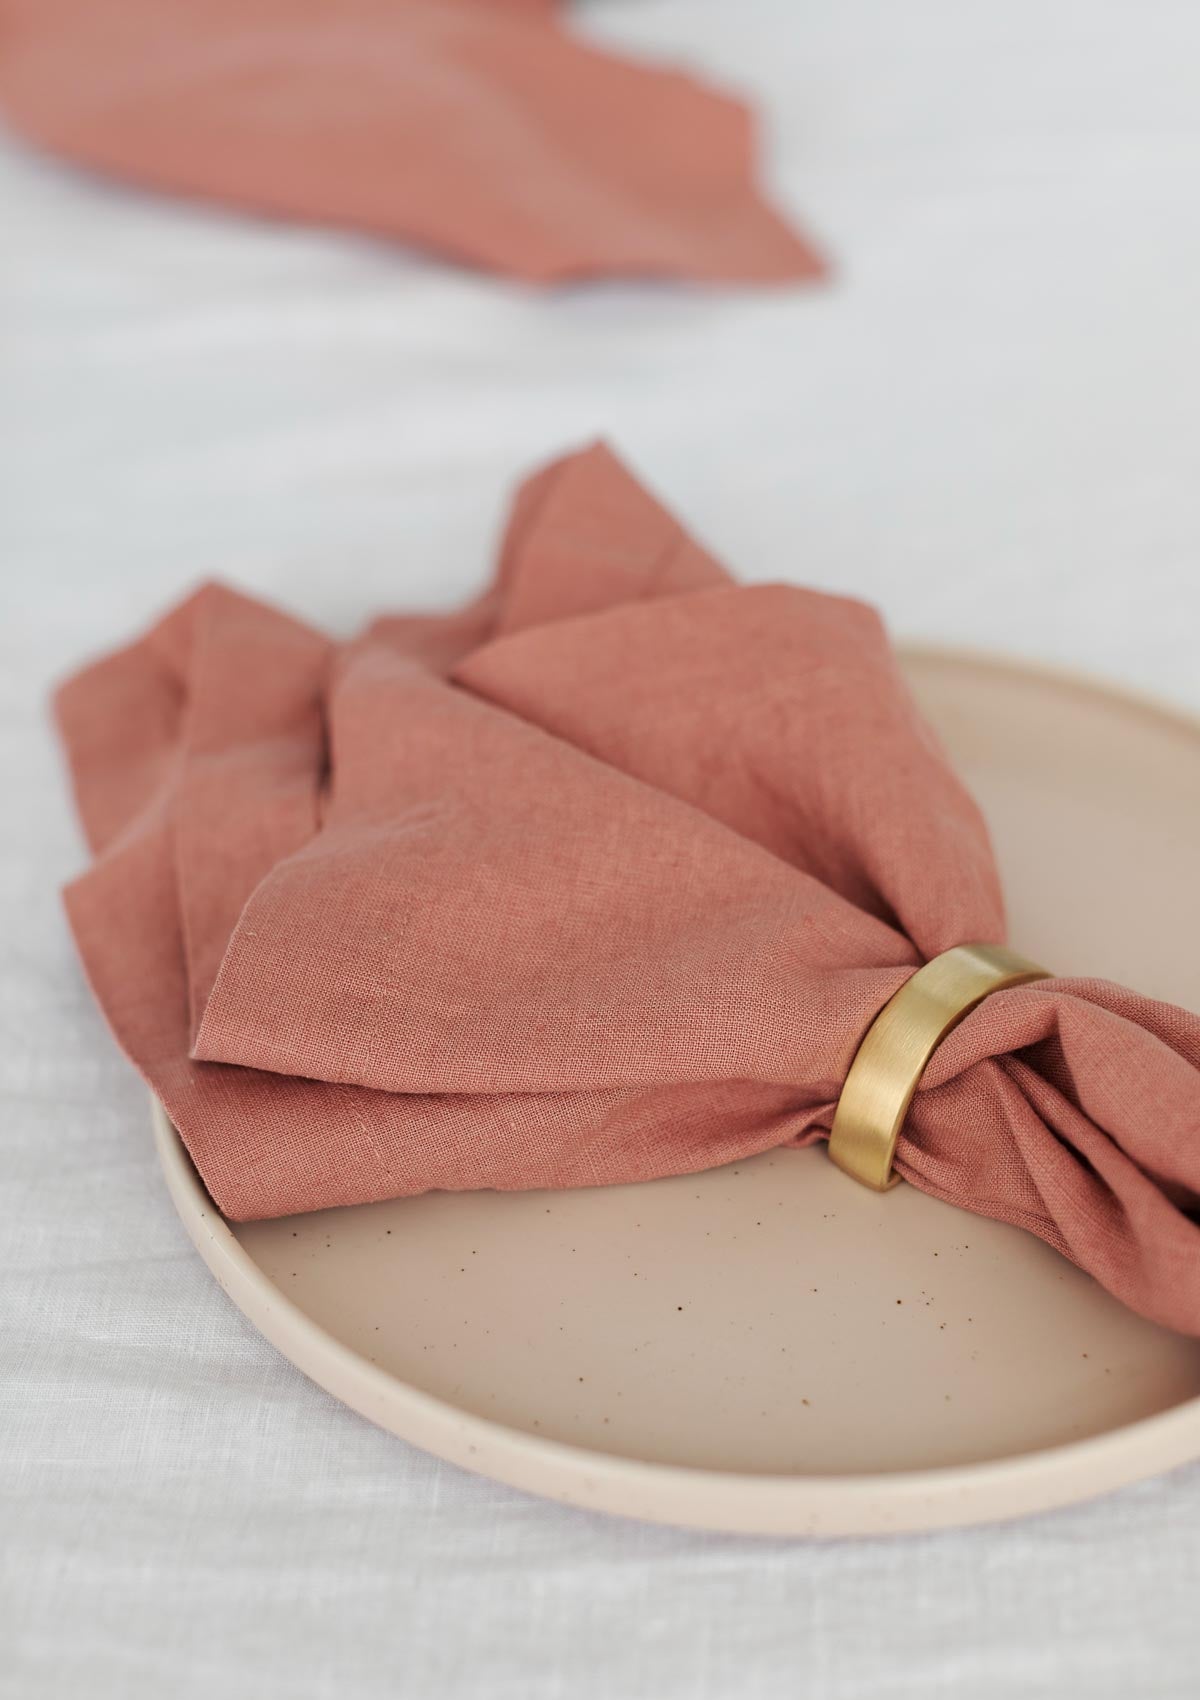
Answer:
4, 2, 1200, 1695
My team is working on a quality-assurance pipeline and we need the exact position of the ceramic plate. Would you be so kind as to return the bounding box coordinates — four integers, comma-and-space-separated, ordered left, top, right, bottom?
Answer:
152, 648, 1200, 1536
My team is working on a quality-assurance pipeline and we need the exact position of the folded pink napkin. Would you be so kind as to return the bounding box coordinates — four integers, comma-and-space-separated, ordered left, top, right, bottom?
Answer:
56, 444, 1200, 1333
0, 0, 822, 283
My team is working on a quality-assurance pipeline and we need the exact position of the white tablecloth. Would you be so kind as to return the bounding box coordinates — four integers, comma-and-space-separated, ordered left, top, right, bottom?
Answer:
4, 3, 1200, 1695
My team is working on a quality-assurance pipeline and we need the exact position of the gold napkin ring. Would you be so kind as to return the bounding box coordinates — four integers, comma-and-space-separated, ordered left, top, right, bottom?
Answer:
827, 942, 1051, 1192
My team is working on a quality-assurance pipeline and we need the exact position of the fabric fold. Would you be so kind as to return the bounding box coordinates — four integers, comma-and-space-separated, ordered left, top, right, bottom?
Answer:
0, 0, 825, 284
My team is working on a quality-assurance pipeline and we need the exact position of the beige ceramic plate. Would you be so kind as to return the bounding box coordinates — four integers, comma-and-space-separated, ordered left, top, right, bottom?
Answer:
153, 648, 1200, 1536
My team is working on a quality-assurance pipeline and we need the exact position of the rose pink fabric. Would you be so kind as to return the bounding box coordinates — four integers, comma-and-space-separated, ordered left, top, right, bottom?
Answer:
55, 443, 1200, 1333
0, 0, 823, 283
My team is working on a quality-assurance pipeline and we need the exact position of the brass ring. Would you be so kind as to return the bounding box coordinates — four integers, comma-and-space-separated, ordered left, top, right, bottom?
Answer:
827, 942, 1051, 1192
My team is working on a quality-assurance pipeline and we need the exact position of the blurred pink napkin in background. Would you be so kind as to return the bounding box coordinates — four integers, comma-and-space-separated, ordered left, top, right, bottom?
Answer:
0, 0, 824, 282
56, 443, 1200, 1334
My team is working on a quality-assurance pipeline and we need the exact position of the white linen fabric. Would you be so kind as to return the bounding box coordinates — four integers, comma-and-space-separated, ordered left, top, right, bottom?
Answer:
3, 2, 1200, 1695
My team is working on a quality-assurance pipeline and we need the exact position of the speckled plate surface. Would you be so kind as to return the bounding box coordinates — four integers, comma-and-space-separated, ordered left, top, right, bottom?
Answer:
153, 648, 1200, 1536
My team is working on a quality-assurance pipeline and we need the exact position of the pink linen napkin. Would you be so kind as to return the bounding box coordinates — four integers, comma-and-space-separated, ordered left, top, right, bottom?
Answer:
56, 444, 1200, 1333
0, 0, 823, 283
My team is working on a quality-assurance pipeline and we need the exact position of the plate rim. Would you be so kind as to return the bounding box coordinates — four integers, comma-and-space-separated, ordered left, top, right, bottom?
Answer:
151, 645, 1200, 1537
